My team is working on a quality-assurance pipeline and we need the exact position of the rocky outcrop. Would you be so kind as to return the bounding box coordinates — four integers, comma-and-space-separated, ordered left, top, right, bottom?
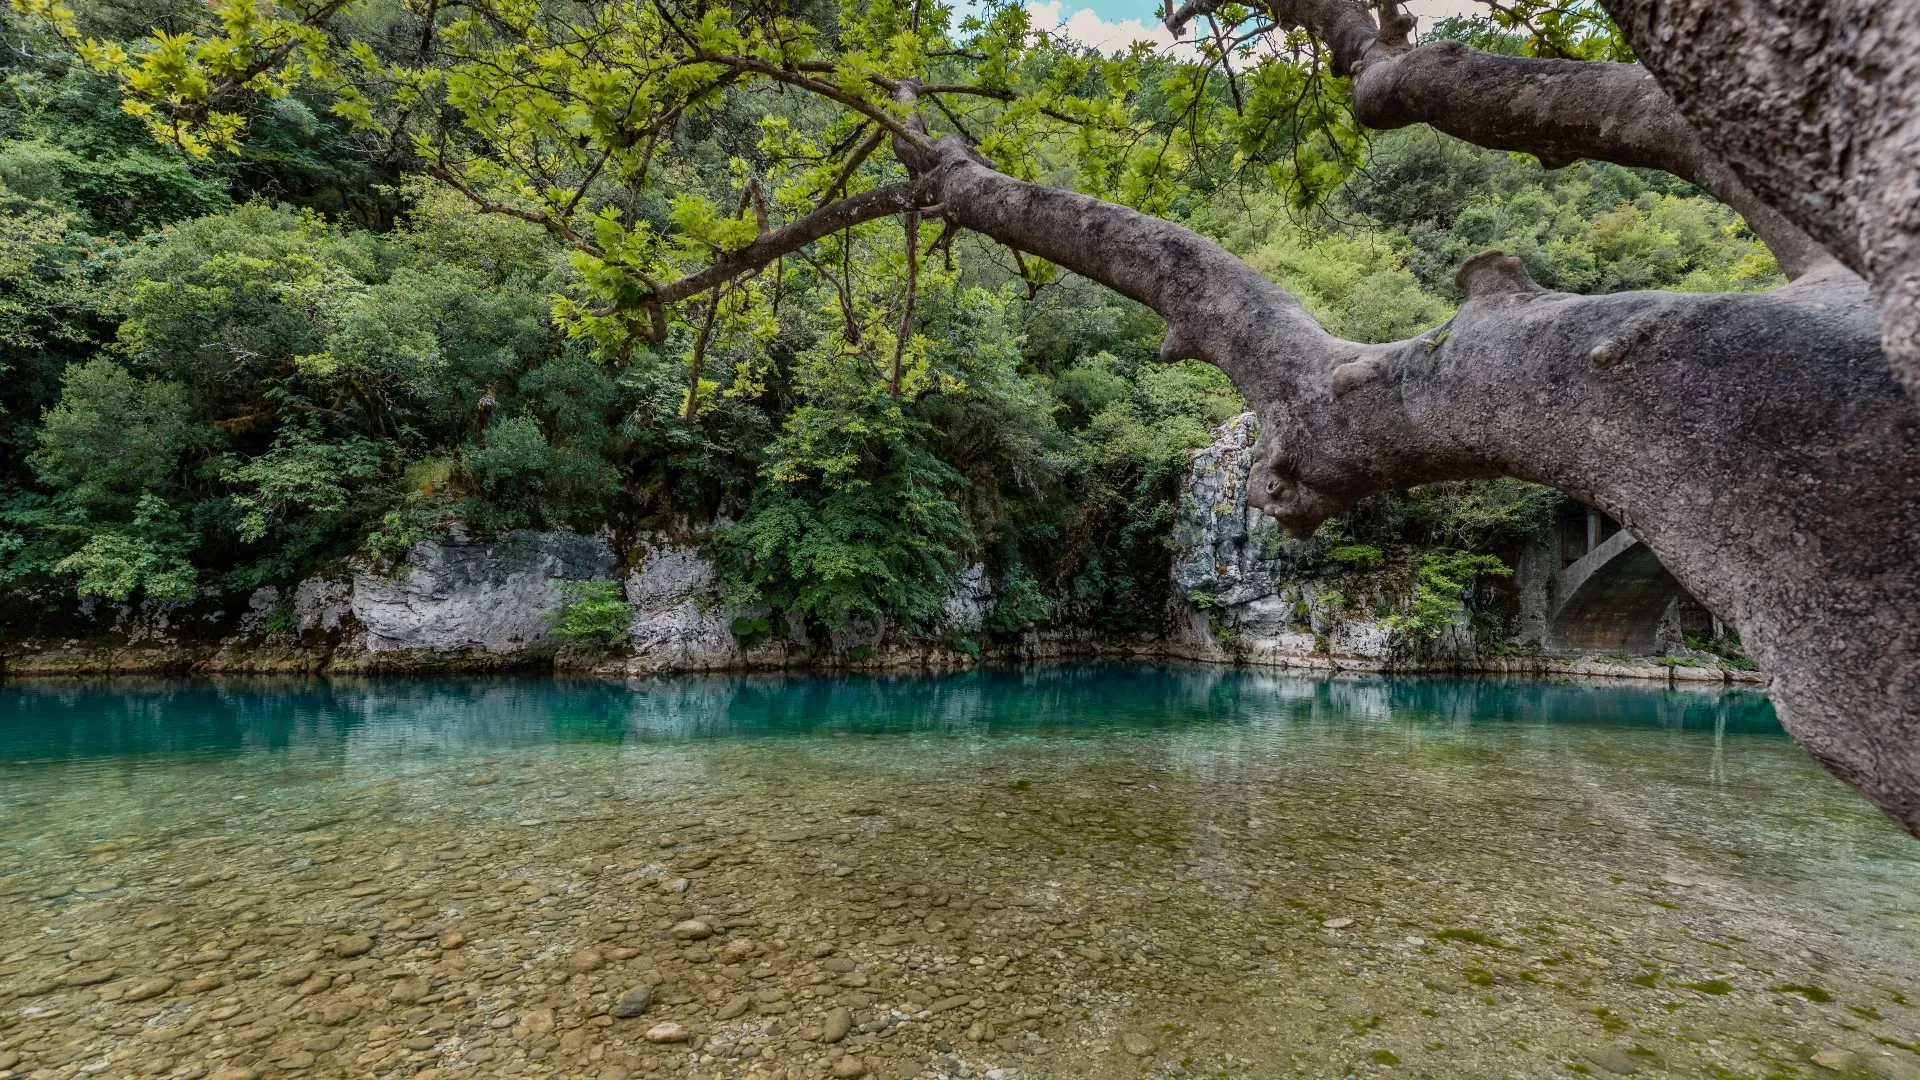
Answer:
339, 530, 618, 669
1163, 413, 1760, 683
620, 540, 741, 672
1165, 413, 1467, 671
595, 536, 1006, 675
1, 530, 619, 674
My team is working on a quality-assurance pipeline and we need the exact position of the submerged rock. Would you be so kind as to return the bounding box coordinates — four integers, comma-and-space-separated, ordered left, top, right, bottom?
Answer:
612, 983, 654, 1018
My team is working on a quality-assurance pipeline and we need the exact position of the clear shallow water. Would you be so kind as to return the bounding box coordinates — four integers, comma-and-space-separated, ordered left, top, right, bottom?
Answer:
1, 667, 1918, 1080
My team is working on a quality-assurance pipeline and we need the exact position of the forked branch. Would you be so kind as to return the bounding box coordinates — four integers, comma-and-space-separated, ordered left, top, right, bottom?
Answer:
1165, 0, 1823, 273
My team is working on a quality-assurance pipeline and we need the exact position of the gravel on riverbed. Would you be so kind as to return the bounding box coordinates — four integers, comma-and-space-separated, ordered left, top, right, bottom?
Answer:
3, 710, 1919, 1080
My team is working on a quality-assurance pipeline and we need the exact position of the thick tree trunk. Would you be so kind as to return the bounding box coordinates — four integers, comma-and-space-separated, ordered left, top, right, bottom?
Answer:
908, 136, 1920, 836
1602, 1, 1920, 395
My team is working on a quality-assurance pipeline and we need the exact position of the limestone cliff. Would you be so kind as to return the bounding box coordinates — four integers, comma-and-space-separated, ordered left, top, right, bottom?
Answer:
1163, 413, 1478, 672
1162, 413, 1756, 683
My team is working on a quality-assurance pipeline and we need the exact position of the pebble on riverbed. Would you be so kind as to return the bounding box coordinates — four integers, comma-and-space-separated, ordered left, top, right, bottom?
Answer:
611, 983, 654, 1018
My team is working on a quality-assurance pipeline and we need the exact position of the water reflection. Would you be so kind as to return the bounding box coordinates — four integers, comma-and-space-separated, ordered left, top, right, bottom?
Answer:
0, 666, 1781, 763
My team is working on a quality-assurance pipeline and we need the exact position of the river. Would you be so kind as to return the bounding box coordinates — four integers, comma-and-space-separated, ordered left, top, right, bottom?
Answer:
2, 666, 1917, 1080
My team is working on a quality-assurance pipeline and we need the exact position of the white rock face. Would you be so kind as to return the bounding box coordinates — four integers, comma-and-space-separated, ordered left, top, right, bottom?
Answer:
623, 538, 742, 672
941, 564, 991, 634
270, 528, 1003, 672
350, 530, 617, 656
237, 587, 281, 635
294, 577, 353, 635
1168, 413, 1471, 669
1171, 412, 1287, 609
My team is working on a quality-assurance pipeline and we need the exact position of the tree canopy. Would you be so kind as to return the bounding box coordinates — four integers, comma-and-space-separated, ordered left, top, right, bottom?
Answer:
0, 0, 1770, 626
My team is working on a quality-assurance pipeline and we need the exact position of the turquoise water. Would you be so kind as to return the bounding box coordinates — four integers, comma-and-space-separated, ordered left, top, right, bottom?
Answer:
1, 667, 1917, 1080
0, 668, 1788, 759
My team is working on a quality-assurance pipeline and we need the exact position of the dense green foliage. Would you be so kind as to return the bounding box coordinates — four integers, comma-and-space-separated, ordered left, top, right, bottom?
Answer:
549, 580, 632, 644
0, 0, 1778, 645
1384, 551, 1514, 640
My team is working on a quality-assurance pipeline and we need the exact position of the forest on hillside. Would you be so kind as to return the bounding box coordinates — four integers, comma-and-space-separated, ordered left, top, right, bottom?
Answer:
0, 0, 1782, 641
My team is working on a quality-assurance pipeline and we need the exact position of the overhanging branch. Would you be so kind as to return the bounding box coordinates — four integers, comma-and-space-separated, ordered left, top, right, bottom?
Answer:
649, 182, 922, 305
1167, 0, 1825, 275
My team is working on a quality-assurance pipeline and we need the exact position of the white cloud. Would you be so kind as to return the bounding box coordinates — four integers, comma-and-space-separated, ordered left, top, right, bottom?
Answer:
1021, 1, 1490, 59
1401, 0, 1485, 22
1025, 0, 1191, 57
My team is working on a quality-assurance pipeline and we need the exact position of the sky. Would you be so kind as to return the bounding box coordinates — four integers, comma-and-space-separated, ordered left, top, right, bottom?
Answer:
1016, 0, 1485, 55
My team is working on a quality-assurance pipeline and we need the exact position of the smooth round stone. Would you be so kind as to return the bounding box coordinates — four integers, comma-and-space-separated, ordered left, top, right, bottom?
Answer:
644, 1021, 689, 1043
1587, 1046, 1642, 1075
830, 1056, 867, 1078
389, 975, 431, 1004
120, 977, 173, 1002
821, 1006, 852, 1043
334, 934, 374, 958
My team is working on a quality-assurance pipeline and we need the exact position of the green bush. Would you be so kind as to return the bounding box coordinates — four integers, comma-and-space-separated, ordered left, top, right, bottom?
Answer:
0, 25, 1779, 641
548, 580, 630, 644
1326, 544, 1384, 570
730, 615, 774, 648
1385, 550, 1512, 640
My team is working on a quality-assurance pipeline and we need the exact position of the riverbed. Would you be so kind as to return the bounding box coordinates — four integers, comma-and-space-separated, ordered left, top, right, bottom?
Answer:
2, 667, 1917, 1080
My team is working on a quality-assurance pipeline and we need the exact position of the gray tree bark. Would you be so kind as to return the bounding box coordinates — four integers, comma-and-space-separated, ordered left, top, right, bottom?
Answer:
1601, 1, 1920, 394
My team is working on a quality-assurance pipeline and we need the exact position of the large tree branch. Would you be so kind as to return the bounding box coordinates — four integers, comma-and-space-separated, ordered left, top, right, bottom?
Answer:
1166, 0, 1825, 276
899, 133, 1920, 841
925, 141, 1334, 400
1598, 0, 1920, 394
1347, 43, 1823, 275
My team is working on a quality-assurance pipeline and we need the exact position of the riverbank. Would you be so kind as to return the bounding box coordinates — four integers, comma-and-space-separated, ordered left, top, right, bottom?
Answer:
0, 417, 1763, 687
0, 635, 1764, 686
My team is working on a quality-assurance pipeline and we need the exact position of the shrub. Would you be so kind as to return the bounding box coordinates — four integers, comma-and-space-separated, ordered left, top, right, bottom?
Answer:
1385, 550, 1511, 640
549, 580, 629, 644
1326, 544, 1384, 570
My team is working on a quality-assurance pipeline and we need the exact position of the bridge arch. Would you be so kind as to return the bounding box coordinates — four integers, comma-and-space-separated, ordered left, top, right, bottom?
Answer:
1549, 525, 1695, 653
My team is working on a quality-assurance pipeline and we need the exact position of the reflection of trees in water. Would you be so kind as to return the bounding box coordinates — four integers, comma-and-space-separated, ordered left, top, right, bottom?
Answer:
1220, 673, 1775, 736
0, 678, 352, 760
0, 667, 1781, 763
